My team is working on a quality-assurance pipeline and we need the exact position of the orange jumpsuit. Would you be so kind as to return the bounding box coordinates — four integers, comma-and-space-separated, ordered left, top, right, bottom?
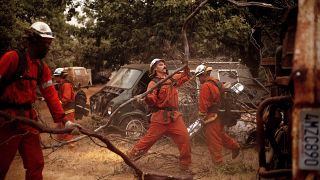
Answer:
0, 50, 66, 180
199, 77, 239, 164
56, 79, 75, 141
128, 68, 192, 168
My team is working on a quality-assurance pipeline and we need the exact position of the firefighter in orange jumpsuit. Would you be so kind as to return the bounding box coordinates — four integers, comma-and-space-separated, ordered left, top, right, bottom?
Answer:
0, 22, 78, 180
127, 58, 192, 170
54, 69, 76, 142
195, 64, 240, 165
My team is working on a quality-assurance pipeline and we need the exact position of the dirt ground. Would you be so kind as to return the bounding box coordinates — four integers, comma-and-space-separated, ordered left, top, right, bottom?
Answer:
5, 85, 258, 180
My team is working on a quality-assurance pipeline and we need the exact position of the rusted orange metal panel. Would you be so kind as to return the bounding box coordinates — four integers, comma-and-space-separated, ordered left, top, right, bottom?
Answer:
261, 57, 276, 66
292, 0, 320, 179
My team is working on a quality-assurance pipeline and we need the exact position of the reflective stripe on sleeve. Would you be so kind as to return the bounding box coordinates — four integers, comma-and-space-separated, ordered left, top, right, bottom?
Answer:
198, 111, 206, 116
42, 80, 53, 89
65, 109, 75, 114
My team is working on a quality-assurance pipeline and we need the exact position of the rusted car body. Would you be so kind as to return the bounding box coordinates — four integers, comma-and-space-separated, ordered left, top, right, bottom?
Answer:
90, 64, 151, 138
54, 67, 92, 87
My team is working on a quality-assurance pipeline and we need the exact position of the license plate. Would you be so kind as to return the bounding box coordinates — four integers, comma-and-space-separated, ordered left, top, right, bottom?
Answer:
299, 108, 320, 170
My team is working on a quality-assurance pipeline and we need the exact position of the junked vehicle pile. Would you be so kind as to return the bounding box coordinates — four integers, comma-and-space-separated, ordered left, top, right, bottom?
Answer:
89, 59, 269, 145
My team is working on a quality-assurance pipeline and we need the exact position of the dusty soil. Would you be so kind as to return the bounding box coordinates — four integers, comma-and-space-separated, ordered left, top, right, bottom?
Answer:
5, 85, 258, 180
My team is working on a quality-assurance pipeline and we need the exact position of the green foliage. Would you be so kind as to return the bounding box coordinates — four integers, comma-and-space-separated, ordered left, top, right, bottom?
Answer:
192, 5, 251, 58
0, 0, 297, 75
0, 0, 76, 69
78, 0, 255, 72
0, 0, 17, 55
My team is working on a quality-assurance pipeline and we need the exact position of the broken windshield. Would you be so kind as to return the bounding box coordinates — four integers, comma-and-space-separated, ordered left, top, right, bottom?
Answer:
106, 68, 142, 89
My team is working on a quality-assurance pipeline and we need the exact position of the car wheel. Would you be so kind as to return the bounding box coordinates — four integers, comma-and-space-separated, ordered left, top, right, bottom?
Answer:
121, 116, 147, 139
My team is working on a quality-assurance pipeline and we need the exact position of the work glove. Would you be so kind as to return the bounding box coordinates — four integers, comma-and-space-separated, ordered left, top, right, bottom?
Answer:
134, 94, 145, 105
65, 120, 80, 128
64, 120, 82, 135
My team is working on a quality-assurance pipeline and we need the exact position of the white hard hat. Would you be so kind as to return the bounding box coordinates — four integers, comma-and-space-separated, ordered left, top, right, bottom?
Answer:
195, 64, 212, 76
30, 21, 54, 39
53, 68, 64, 76
150, 58, 165, 68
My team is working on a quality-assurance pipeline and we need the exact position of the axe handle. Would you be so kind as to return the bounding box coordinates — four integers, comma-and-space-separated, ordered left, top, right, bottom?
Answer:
140, 63, 188, 98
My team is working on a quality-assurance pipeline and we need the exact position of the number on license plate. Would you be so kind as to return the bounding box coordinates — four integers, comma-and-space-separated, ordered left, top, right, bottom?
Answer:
299, 109, 320, 170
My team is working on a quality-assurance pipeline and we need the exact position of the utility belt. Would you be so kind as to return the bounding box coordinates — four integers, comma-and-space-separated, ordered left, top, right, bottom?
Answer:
0, 102, 33, 110
204, 105, 220, 125
62, 102, 75, 110
208, 105, 219, 113
152, 107, 177, 123
151, 107, 177, 112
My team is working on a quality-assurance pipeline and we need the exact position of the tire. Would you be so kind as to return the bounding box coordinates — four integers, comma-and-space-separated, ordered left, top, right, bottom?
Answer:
120, 116, 147, 139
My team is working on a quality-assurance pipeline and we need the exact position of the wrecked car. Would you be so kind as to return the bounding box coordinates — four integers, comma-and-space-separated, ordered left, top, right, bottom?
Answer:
90, 64, 151, 139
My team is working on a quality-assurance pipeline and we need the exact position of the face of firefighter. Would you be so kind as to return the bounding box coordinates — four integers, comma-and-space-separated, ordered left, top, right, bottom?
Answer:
54, 76, 61, 83
30, 37, 53, 59
198, 73, 207, 84
154, 61, 167, 76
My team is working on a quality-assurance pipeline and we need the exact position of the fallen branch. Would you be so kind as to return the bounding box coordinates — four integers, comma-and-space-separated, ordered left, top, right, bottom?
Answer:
226, 0, 282, 9
0, 111, 192, 180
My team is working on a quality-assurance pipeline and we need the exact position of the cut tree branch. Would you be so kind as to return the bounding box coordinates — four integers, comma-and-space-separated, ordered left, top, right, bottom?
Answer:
226, 0, 282, 9
0, 111, 192, 180
182, 0, 209, 63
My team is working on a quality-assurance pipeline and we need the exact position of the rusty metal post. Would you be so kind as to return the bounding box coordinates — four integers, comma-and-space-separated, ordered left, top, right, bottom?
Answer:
292, 0, 320, 179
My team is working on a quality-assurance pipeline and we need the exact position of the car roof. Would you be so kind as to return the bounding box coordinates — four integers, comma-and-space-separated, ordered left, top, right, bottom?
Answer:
65, 67, 86, 69
120, 59, 248, 71
165, 60, 247, 70
122, 64, 150, 71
